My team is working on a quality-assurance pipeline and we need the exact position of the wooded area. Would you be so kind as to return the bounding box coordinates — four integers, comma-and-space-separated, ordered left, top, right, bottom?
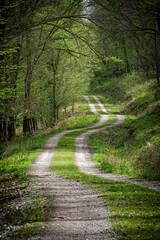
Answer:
1, 1, 160, 239
0, 0, 160, 141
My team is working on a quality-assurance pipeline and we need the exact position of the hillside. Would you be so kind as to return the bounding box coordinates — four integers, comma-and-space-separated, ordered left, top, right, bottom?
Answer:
89, 72, 160, 180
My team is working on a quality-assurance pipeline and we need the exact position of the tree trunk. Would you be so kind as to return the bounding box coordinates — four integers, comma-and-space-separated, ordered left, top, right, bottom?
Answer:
0, 118, 8, 142
51, 50, 61, 126
8, 116, 16, 141
23, 32, 33, 133
0, 121, 3, 142
32, 117, 37, 131
23, 116, 32, 134
8, 42, 22, 140
56, 109, 59, 123
3, 119, 8, 142
52, 74, 57, 125
121, 36, 130, 72
115, 42, 119, 77
154, 31, 160, 87
72, 100, 74, 113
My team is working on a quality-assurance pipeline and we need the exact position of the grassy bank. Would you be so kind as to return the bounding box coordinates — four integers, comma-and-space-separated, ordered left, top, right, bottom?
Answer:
90, 72, 160, 180
0, 133, 51, 239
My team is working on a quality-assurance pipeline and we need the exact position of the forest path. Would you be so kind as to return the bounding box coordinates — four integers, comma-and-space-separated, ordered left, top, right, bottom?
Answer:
28, 105, 116, 239
29, 95, 160, 239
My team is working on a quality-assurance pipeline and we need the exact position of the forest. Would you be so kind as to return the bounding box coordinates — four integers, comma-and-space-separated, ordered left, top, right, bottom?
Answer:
0, 0, 160, 239
1, 0, 159, 141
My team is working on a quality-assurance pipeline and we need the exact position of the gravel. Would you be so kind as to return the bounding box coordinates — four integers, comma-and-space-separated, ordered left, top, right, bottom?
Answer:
28, 95, 160, 239
28, 116, 117, 239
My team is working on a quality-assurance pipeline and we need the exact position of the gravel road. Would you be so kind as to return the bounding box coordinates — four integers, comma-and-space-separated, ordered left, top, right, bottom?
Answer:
29, 105, 116, 239
29, 95, 160, 239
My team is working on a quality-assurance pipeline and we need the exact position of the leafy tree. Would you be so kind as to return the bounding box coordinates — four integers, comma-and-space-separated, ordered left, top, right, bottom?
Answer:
0, 0, 88, 140
87, 0, 160, 85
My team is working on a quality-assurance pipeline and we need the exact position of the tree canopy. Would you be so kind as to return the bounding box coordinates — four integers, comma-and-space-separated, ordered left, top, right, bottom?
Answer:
0, 0, 159, 141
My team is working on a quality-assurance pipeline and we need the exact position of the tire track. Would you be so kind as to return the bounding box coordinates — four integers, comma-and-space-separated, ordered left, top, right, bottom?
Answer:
28, 99, 117, 239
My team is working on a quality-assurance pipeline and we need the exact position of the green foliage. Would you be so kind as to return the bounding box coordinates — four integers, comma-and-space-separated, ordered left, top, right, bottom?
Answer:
4, 195, 48, 239
4, 197, 48, 223
90, 106, 160, 180
90, 72, 157, 114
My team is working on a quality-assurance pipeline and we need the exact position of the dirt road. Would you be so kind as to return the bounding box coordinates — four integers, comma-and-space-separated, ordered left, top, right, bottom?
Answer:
29, 95, 160, 239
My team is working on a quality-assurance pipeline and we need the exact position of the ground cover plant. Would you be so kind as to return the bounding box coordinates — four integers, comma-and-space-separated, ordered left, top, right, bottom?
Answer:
52, 114, 160, 240
0, 133, 52, 239
1, 0, 160, 238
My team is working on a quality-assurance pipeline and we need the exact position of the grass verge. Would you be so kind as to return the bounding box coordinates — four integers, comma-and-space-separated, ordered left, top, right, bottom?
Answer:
89, 73, 160, 180
52, 116, 160, 240
52, 97, 100, 131
0, 133, 52, 239
89, 110, 160, 180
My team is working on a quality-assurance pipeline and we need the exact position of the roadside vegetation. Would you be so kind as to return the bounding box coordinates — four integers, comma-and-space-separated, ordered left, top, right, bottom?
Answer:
89, 72, 160, 180
0, 132, 51, 239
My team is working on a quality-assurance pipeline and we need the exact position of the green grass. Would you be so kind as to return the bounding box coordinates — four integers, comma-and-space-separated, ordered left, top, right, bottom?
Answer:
52, 115, 160, 240
66, 115, 100, 129
89, 72, 160, 181
53, 115, 117, 176
53, 97, 100, 131
1, 88, 159, 239
94, 94, 125, 114
87, 95, 108, 114
91, 72, 158, 116
0, 133, 52, 182
89, 109, 160, 180
2, 196, 48, 239
0, 133, 52, 239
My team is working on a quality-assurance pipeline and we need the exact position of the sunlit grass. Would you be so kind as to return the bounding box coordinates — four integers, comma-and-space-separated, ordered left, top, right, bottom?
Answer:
95, 94, 125, 114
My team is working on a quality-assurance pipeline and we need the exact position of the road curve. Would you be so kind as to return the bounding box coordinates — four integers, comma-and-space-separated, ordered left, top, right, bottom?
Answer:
75, 96, 160, 194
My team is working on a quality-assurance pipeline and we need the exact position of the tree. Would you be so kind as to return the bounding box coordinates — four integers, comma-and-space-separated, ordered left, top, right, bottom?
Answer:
0, 0, 87, 140
87, 0, 160, 85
